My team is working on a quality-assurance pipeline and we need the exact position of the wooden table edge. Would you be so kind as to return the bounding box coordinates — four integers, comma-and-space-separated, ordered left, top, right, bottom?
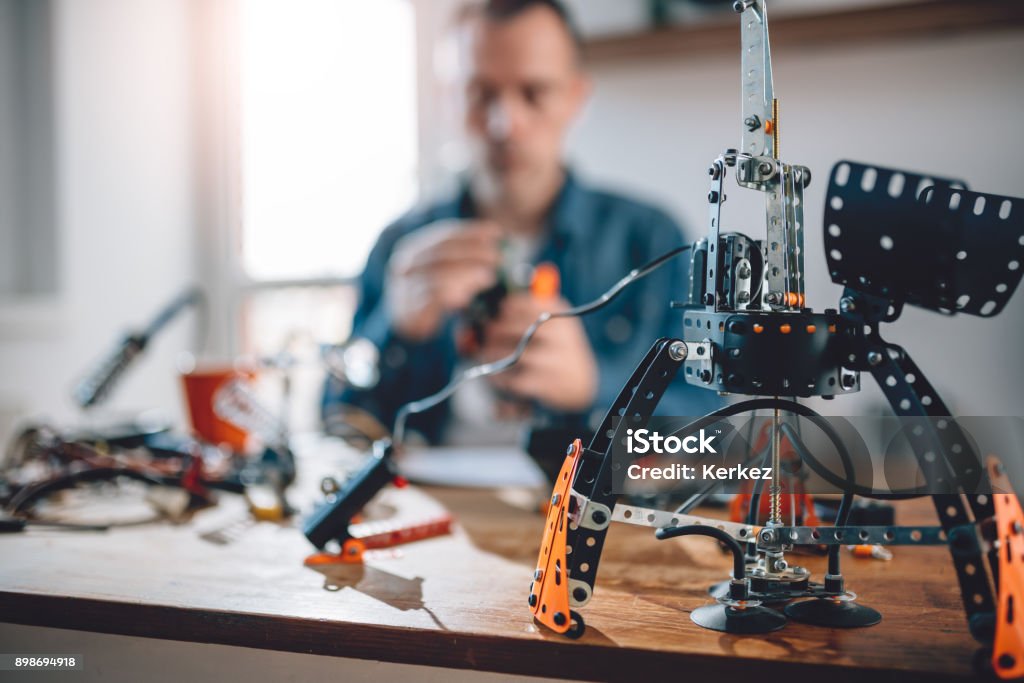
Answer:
0, 591, 975, 682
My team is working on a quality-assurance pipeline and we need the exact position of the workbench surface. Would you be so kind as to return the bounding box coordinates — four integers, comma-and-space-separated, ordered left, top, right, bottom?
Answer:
0, 438, 981, 682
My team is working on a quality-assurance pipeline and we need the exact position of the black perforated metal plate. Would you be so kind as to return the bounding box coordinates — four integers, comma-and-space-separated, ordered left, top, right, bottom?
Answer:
824, 160, 1024, 317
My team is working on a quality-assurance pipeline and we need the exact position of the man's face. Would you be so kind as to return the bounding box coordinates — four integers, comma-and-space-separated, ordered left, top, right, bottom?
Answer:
462, 7, 588, 204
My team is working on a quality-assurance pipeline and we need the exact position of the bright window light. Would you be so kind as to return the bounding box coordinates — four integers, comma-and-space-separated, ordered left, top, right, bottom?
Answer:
240, 0, 418, 281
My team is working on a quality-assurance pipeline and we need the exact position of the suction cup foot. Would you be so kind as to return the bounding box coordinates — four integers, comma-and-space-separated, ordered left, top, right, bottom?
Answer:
691, 603, 787, 634
784, 597, 881, 627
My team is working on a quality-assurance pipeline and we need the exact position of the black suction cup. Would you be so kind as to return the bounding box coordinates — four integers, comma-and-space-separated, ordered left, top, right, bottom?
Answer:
784, 597, 881, 627
691, 603, 787, 634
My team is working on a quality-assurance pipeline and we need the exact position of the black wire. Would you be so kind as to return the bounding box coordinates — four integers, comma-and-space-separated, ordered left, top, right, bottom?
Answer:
656, 524, 747, 580
777, 421, 927, 500
392, 244, 693, 444
6, 468, 165, 515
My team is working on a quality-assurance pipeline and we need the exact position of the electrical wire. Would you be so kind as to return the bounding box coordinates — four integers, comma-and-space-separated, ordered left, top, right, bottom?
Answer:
392, 244, 693, 445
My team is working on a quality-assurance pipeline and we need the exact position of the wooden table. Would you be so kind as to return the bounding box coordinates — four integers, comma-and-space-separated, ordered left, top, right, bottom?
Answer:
0, 437, 983, 682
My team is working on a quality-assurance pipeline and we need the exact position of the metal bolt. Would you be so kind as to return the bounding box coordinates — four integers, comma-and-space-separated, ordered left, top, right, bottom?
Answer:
773, 558, 788, 572
737, 265, 751, 279
565, 443, 574, 455
841, 373, 857, 389
839, 297, 856, 313
759, 529, 776, 544
553, 611, 567, 626
867, 351, 884, 366
708, 190, 720, 204
758, 161, 773, 176
551, 493, 561, 506
668, 341, 688, 362
699, 370, 713, 383
703, 293, 715, 306
745, 115, 761, 132
734, 0, 756, 13
591, 510, 607, 525
534, 569, 544, 580
766, 293, 781, 305
528, 594, 537, 607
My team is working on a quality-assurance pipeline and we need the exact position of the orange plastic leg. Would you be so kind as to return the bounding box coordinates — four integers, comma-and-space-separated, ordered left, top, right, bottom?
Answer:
530, 439, 582, 636
989, 456, 1024, 679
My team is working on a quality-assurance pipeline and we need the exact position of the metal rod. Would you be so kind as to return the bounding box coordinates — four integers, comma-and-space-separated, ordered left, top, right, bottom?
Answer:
771, 97, 780, 159
769, 406, 782, 525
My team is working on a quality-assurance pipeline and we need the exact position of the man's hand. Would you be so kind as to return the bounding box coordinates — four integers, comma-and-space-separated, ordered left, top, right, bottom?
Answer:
481, 293, 598, 413
387, 220, 503, 341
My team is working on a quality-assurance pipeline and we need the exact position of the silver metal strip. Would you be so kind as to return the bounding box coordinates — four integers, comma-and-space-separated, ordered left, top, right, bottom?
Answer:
740, 0, 773, 157
611, 503, 946, 547
612, 503, 758, 543
772, 524, 947, 546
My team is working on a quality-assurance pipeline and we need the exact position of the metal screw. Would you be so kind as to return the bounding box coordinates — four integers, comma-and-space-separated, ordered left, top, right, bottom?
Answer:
534, 569, 544, 580
758, 161, 773, 176
591, 510, 607, 525
699, 370, 713, 383
839, 297, 856, 313
745, 115, 761, 132
867, 351, 884, 366
703, 293, 715, 306
553, 612, 567, 626
841, 373, 857, 389
766, 293, 781, 305
708, 191, 720, 204
737, 265, 751, 279
551, 493, 561, 506
565, 443, 574, 455
734, 0, 756, 13
759, 529, 776, 544
528, 594, 537, 607
668, 341, 688, 362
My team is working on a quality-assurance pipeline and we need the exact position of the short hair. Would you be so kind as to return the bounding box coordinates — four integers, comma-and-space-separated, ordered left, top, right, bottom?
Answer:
466, 0, 583, 59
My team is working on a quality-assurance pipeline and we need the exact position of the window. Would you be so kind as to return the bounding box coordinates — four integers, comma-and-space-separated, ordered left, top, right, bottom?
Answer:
233, 0, 418, 430
239, 0, 418, 282
0, 0, 55, 301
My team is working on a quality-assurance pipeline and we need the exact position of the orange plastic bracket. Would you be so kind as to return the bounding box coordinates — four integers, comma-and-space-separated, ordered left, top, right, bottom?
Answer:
530, 439, 582, 635
303, 515, 452, 567
989, 455, 1024, 679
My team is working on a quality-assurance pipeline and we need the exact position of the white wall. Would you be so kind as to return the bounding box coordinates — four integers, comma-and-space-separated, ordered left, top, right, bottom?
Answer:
0, 0, 197, 440
564, 29, 1024, 416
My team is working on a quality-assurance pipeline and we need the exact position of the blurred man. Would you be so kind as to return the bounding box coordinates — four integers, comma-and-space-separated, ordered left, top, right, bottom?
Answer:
324, 0, 719, 444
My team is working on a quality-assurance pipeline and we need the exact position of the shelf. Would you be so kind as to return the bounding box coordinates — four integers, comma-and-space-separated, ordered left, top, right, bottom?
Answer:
583, 0, 1024, 63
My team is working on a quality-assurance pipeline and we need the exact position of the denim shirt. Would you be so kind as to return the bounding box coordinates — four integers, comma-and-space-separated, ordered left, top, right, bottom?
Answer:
323, 171, 723, 443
